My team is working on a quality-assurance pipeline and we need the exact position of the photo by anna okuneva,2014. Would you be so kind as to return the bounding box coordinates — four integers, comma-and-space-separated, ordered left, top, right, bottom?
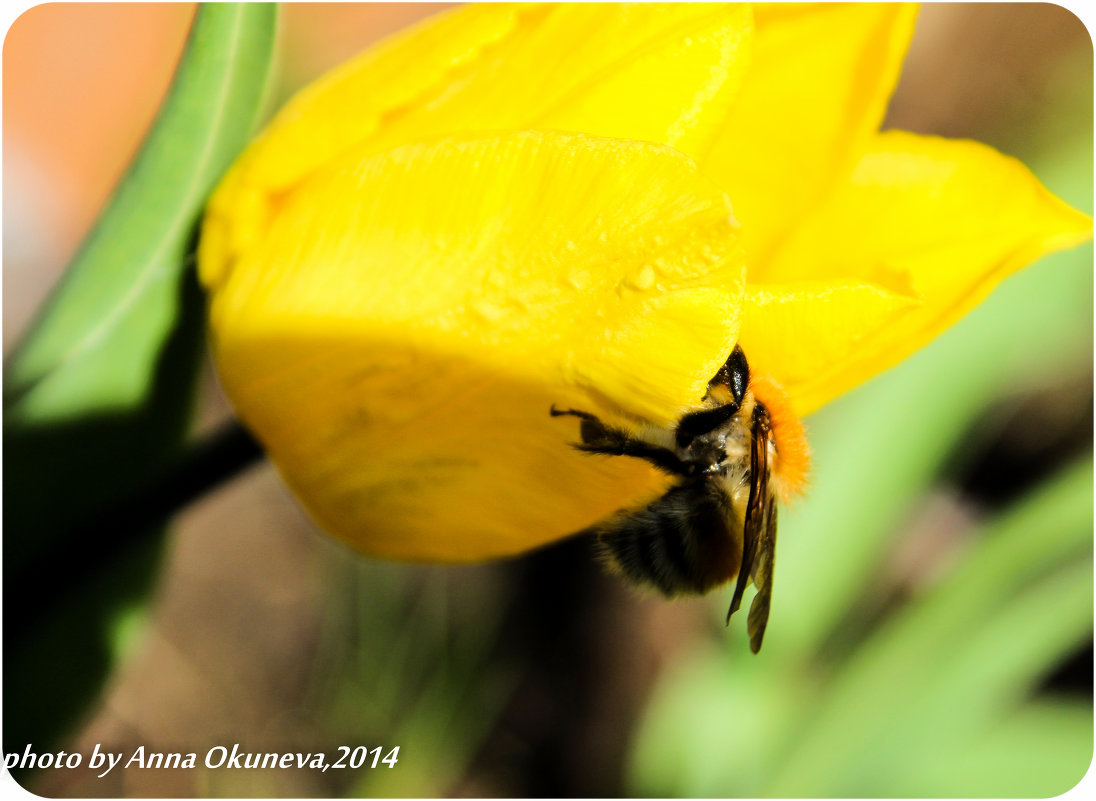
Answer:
3, 3, 1093, 798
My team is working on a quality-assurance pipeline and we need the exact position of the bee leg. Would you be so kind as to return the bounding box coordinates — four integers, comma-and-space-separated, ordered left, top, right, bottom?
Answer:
550, 406, 690, 476
549, 406, 608, 445
549, 406, 600, 424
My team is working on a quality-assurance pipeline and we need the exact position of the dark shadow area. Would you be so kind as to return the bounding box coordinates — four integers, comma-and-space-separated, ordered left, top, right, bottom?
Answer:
461, 535, 668, 797
3, 251, 213, 758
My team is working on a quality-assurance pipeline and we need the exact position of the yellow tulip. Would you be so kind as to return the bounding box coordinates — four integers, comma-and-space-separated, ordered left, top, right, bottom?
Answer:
198, 3, 1091, 562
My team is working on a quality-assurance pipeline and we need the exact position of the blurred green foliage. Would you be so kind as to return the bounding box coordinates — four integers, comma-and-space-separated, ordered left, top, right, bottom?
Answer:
3, 3, 278, 752
305, 560, 517, 797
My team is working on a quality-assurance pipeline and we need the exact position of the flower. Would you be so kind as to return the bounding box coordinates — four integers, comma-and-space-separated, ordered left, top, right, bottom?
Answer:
198, 4, 1091, 562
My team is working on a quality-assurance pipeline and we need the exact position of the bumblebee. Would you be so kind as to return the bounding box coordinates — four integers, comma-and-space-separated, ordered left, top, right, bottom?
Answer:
552, 345, 809, 652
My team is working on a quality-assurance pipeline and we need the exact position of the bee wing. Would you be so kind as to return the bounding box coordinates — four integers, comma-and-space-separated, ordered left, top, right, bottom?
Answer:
726, 409, 770, 625
747, 493, 777, 653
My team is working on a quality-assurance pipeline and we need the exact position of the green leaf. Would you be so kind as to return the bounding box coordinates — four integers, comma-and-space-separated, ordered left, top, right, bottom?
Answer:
626, 648, 811, 797
3, 2, 278, 754
880, 561, 1093, 797
5, 3, 277, 417
894, 699, 1093, 797
763, 459, 1093, 797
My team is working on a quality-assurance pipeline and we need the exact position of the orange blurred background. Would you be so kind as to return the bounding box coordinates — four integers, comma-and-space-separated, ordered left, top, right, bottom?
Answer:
4, 3, 452, 351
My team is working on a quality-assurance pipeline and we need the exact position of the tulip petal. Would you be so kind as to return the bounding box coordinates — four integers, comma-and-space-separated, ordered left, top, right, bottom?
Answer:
206, 131, 745, 560
201, 3, 754, 288
750, 130, 1093, 415
738, 281, 918, 418
702, 2, 918, 266
533, 4, 753, 160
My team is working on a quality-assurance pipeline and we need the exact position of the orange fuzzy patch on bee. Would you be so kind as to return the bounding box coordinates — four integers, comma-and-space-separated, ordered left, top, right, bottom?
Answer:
750, 373, 810, 501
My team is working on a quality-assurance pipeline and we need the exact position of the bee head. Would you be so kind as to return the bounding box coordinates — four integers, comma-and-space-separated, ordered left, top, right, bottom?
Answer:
675, 346, 752, 449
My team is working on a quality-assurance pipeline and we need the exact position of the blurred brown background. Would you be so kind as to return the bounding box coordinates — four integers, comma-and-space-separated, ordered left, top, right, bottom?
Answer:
4, 4, 1092, 797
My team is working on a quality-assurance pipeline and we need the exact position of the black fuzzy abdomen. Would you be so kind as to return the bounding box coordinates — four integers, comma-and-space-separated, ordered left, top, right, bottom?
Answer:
594, 479, 741, 597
